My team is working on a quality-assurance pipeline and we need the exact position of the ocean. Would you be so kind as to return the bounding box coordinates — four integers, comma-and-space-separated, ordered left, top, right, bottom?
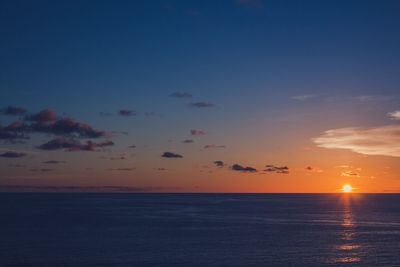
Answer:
1, 193, 399, 266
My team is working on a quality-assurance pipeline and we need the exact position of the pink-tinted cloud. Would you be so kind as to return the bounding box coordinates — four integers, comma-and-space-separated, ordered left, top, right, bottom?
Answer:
191, 129, 206, 136
313, 125, 400, 157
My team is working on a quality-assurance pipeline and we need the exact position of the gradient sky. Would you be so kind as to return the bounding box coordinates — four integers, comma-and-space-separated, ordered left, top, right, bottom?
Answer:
1, 0, 400, 193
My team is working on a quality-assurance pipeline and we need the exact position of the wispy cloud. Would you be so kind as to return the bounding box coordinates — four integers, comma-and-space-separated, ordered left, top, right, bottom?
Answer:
38, 137, 114, 152
291, 95, 316, 101
0, 151, 27, 158
191, 129, 206, 136
353, 95, 393, 102
305, 166, 323, 173
313, 125, 400, 157
42, 160, 65, 164
169, 92, 192, 98
190, 102, 214, 108
388, 110, 400, 120
204, 144, 226, 149
0, 185, 165, 192
341, 170, 360, 177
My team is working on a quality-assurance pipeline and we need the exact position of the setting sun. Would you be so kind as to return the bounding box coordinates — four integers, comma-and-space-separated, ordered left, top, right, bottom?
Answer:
342, 184, 354, 193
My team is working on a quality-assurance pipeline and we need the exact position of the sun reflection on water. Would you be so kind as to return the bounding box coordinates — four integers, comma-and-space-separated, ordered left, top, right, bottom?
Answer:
333, 195, 362, 264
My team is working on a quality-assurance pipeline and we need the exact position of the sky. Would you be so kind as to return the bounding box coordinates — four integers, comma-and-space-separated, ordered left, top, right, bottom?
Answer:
1, 0, 400, 193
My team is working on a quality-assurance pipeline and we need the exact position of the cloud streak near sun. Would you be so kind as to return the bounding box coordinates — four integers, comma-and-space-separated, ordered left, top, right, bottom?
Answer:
313, 125, 400, 157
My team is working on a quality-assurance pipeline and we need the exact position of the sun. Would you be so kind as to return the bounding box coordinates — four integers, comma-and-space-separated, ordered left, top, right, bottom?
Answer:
342, 184, 353, 193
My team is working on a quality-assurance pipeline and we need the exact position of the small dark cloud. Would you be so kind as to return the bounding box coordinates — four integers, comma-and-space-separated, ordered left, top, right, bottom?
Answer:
191, 129, 206, 136
183, 139, 194, 143
1, 106, 27, 116
190, 102, 214, 108
42, 160, 65, 164
108, 155, 126, 160
162, 152, 183, 158
204, 144, 226, 149
38, 137, 114, 152
25, 109, 57, 123
157, 167, 167, 171
30, 168, 53, 172
265, 165, 289, 174
169, 92, 192, 98
118, 109, 136, 117
108, 168, 134, 171
128, 145, 136, 148
213, 160, 224, 167
0, 151, 27, 158
232, 164, 257, 173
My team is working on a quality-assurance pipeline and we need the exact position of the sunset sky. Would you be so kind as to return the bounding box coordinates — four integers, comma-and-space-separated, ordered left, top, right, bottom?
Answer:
1, 0, 400, 193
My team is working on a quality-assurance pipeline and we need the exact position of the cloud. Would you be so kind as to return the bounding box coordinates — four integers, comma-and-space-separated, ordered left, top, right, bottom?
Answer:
213, 160, 224, 167
162, 152, 183, 158
0, 185, 166, 192
31, 118, 106, 138
353, 95, 393, 102
38, 137, 114, 151
0, 123, 30, 141
190, 102, 214, 108
388, 111, 400, 120
231, 164, 257, 173
183, 139, 194, 143
191, 129, 206, 136
1, 106, 27, 116
128, 145, 136, 148
204, 144, 226, 149
265, 165, 289, 174
313, 125, 400, 157
291, 95, 316, 101
169, 92, 192, 98
108, 168, 134, 171
42, 160, 65, 164
30, 168, 53, 172
305, 166, 323, 173
0, 109, 106, 142
25, 109, 57, 123
341, 170, 360, 178
0, 151, 27, 158
118, 109, 136, 117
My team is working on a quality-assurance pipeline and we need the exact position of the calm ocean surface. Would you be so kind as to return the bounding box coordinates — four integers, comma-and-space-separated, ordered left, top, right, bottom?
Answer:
1, 193, 400, 266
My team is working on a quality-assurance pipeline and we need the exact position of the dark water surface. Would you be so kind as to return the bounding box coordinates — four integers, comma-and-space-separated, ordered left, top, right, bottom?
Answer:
1, 193, 400, 266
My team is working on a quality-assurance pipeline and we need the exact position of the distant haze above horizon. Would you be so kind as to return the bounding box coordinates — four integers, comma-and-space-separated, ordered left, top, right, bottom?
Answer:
1, 0, 400, 193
